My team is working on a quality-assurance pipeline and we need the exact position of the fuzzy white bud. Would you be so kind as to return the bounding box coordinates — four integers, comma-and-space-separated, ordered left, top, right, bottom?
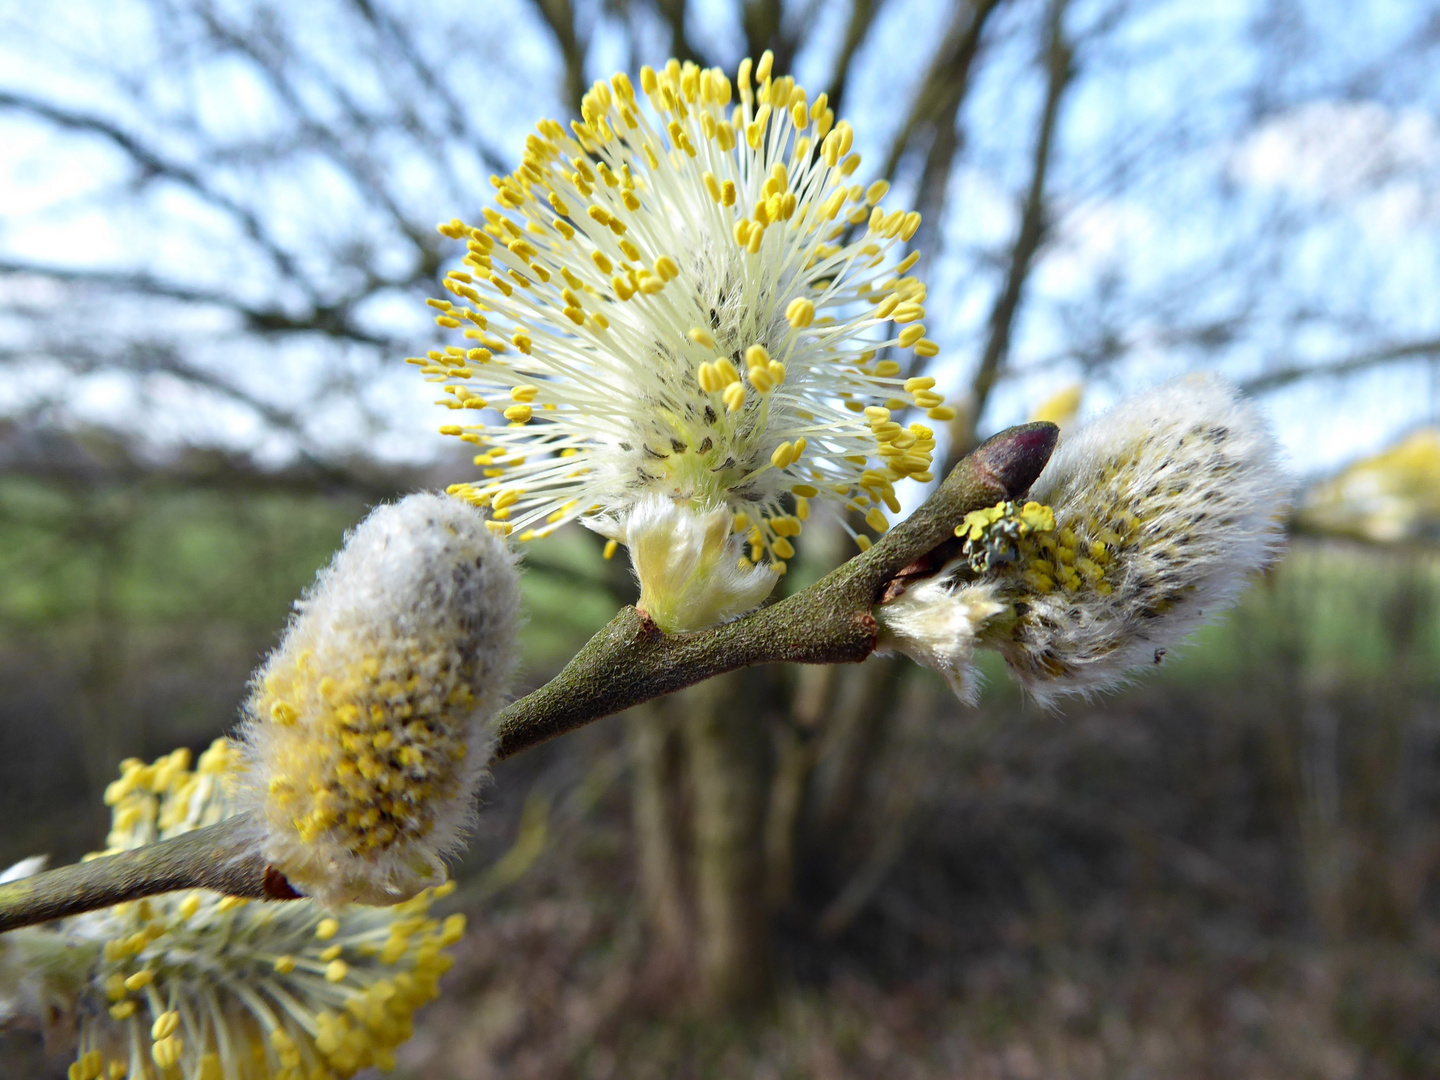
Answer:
237, 492, 520, 906
607, 494, 780, 633
878, 375, 1289, 704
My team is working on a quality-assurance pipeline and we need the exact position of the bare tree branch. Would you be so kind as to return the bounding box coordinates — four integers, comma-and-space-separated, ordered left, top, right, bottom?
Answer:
963, 0, 1075, 446
876, 0, 1006, 186
530, 0, 589, 117
0, 260, 394, 346
344, 0, 511, 176
0, 91, 313, 299
653, 0, 710, 67
1243, 337, 1440, 395
825, 0, 885, 119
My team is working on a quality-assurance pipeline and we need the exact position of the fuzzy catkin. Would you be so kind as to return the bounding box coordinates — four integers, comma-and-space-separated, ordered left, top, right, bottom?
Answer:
0, 741, 467, 1080
996, 374, 1287, 702
237, 492, 520, 906
877, 375, 1289, 704
426, 55, 952, 631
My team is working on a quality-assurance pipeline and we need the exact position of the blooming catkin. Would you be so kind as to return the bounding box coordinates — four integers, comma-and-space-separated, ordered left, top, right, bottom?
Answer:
0, 742, 465, 1080
878, 375, 1288, 703
238, 492, 520, 906
416, 54, 950, 631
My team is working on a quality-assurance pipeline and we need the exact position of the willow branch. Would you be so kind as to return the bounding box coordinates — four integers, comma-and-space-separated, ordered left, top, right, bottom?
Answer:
0, 818, 280, 933
0, 423, 1057, 933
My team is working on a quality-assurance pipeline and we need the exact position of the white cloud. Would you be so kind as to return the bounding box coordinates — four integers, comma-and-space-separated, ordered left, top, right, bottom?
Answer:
1229, 100, 1440, 231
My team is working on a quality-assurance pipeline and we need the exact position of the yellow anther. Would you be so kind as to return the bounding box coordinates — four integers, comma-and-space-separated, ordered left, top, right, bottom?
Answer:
892, 303, 925, 324
748, 365, 776, 392
773, 537, 795, 560
151, 1037, 182, 1071
713, 357, 741, 384
511, 385, 539, 403
504, 404, 534, 423
654, 255, 679, 281
898, 324, 927, 348
723, 382, 746, 413
688, 327, 717, 350
151, 1011, 180, 1040
325, 959, 350, 983
316, 917, 340, 941
913, 338, 940, 357
927, 405, 957, 421
756, 49, 774, 83
785, 297, 815, 328
771, 442, 795, 468
904, 376, 936, 392
123, 970, 154, 991
771, 515, 802, 537
703, 172, 722, 202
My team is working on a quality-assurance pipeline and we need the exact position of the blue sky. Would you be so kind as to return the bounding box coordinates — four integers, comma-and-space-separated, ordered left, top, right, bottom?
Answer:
0, 0, 1437, 483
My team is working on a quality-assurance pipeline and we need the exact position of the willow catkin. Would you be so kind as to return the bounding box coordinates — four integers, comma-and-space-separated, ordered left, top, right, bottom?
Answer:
237, 492, 520, 905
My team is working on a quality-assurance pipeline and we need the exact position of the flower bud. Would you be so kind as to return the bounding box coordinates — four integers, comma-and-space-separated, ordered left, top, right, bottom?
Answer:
238, 492, 520, 905
612, 493, 780, 633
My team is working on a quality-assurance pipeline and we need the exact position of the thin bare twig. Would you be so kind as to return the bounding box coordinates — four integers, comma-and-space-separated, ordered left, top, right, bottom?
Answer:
1243, 337, 1440, 395
964, 0, 1075, 445
0, 92, 311, 297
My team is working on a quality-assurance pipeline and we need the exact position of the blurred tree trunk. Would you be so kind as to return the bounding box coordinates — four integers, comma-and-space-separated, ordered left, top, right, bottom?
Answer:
682, 673, 773, 1011
626, 703, 693, 988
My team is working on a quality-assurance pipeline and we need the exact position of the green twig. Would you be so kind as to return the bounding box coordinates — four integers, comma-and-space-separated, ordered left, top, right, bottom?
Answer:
0, 423, 1056, 933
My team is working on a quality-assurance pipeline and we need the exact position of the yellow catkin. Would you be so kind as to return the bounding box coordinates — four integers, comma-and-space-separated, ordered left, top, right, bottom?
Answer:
413, 54, 944, 613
